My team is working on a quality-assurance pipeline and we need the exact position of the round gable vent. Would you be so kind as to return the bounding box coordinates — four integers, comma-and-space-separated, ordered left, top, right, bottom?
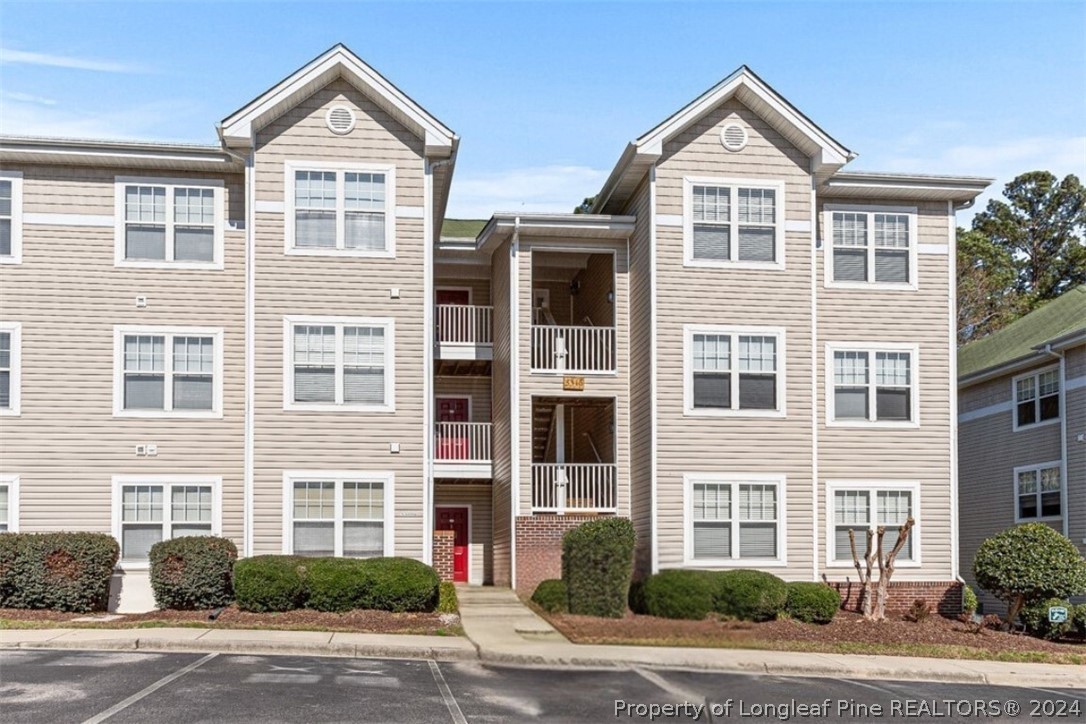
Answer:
326, 105, 356, 135
720, 122, 748, 152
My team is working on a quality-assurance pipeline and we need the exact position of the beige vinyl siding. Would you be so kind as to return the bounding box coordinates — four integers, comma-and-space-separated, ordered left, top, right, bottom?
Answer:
435, 483, 493, 584
436, 277, 490, 306
250, 79, 427, 558
489, 240, 513, 585
0, 164, 246, 545
653, 98, 815, 579
435, 376, 492, 422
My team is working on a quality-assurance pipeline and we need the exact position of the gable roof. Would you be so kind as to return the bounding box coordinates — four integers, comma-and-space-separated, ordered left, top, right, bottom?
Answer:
958, 285, 1086, 384
440, 218, 489, 241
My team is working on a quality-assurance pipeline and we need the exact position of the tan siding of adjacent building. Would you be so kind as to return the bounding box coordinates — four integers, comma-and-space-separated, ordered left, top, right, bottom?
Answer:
489, 240, 513, 585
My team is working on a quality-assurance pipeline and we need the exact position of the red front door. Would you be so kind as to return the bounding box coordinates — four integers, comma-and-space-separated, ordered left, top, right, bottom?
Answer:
436, 507, 469, 583
437, 397, 470, 459
436, 289, 470, 305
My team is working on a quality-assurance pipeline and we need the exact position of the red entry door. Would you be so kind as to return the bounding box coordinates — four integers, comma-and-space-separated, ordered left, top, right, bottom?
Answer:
436, 507, 469, 583
436, 289, 470, 305
437, 398, 470, 459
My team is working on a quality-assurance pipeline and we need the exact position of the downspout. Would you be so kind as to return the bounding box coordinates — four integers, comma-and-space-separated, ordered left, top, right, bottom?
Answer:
510, 216, 521, 588
1041, 343, 1070, 537
948, 200, 964, 599
810, 165, 819, 582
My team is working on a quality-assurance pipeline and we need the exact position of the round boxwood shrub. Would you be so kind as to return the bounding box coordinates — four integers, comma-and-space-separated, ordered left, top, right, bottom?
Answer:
306, 558, 371, 612
713, 569, 788, 622
561, 518, 636, 618
149, 536, 237, 610
973, 523, 1086, 622
357, 557, 439, 612
531, 579, 568, 613
1020, 597, 1075, 640
641, 569, 715, 620
0, 532, 119, 612
784, 582, 841, 624
233, 555, 309, 612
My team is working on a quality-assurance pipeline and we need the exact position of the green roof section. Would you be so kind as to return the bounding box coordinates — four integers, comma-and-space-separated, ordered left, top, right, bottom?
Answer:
958, 285, 1086, 379
440, 218, 488, 240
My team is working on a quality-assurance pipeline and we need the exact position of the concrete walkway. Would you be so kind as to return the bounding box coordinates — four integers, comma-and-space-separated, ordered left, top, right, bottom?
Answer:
3, 588, 1084, 690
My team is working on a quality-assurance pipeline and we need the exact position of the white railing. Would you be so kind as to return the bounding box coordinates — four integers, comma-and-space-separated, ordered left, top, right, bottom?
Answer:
434, 422, 492, 462
531, 325, 615, 373
531, 463, 616, 513
436, 304, 493, 346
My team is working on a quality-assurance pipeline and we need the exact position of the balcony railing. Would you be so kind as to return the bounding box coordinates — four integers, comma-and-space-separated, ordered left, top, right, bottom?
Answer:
436, 304, 493, 346
531, 463, 616, 513
434, 422, 492, 462
531, 325, 615, 373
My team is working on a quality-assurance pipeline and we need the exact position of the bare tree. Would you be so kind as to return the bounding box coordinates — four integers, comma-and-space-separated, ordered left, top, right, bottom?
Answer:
848, 517, 915, 621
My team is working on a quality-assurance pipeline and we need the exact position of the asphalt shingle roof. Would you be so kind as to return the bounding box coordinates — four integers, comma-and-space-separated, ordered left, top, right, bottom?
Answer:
440, 219, 488, 240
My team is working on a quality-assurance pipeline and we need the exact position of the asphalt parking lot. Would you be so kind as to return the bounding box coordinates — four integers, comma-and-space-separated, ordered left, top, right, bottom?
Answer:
0, 649, 1082, 723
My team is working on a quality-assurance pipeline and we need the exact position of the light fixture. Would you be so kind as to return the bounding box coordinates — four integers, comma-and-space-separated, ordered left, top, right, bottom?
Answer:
607, 290, 614, 303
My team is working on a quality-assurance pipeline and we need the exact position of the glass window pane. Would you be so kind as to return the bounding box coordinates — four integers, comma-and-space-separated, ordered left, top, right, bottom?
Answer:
875, 249, 909, 283
0, 219, 12, 257
122, 524, 162, 559
174, 376, 213, 409
173, 337, 213, 373
1040, 467, 1061, 492
345, 211, 385, 250
343, 521, 383, 557
876, 389, 910, 420
125, 375, 165, 409
834, 248, 867, 281
0, 180, 10, 216
874, 214, 909, 248
172, 485, 213, 523
344, 172, 385, 211
126, 225, 167, 260
693, 521, 731, 559
738, 187, 775, 224
833, 212, 867, 247
835, 388, 868, 419
122, 485, 163, 522
739, 523, 776, 558
295, 210, 336, 248
834, 490, 869, 525
294, 171, 336, 208
0, 332, 9, 369
293, 522, 334, 556
174, 188, 214, 224
692, 185, 729, 222
1017, 470, 1037, 494
293, 481, 334, 520
1040, 492, 1062, 518
739, 336, 776, 372
835, 526, 869, 561
126, 186, 165, 223
1018, 495, 1038, 519
692, 224, 729, 260
737, 227, 774, 261
834, 351, 868, 385
1017, 400, 1037, 426
738, 374, 775, 409
693, 372, 730, 408
174, 228, 214, 261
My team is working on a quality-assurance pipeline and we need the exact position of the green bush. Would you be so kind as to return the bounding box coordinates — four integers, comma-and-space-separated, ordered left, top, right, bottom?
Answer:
0, 532, 119, 612
306, 557, 439, 613
962, 585, 978, 615
306, 558, 371, 612
148, 536, 237, 610
641, 569, 715, 620
233, 556, 309, 613
531, 579, 568, 613
437, 582, 459, 614
784, 582, 841, 624
627, 579, 647, 615
1020, 597, 1075, 640
713, 570, 788, 622
1073, 603, 1086, 639
973, 523, 1086, 621
561, 518, 636, 618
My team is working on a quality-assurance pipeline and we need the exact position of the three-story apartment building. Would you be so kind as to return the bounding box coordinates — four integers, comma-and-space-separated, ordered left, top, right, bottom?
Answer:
0, 45, 989, 612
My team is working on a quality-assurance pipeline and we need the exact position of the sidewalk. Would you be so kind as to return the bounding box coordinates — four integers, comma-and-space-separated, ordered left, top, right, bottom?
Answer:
3, 588, 1084, 690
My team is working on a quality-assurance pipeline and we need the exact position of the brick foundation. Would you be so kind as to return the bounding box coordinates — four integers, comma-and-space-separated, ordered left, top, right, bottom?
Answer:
433, 529, 455, 582
829, 580, 963, 617
514, 514, 612, 594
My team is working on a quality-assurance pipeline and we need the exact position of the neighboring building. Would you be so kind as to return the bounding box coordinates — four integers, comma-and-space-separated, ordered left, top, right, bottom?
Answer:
0, 44, 991, 612
958, 286, 1086, 613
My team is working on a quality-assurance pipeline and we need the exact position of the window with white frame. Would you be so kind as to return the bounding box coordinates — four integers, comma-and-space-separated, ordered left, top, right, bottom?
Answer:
1014, 368, 1060, 429
115, 178, 223, 265
688, 477, 781, 562
0, 322, 21, 415
114, 327, 222, 415
1015, 463, 1062, 521
828, 207, 915, 285
287, 475, 390, 557
0, 172, 23, 263
286, 319, 393, 409
686, 328, 783, 414
830, 346, 916, 423
830, 484, 916, 563
116, 479, 217, 562
0, 476, 17, 532
286, 164, 394, 254
685, 179, 783, 265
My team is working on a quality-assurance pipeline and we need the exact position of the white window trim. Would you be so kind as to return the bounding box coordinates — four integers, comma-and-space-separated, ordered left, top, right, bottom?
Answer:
825, 480, 922, 568
0, 170, 24, 265
683, 324, 787, 418
1011, 365, 1061, 432
0, 474, 20, 532
112, 325, 225, 418
282, 315, 395, 412
113, 176, 225, 270
683, 176, 786, 270
281, 470, 395, 557
682, 473, 788, 567
823, 203, 919, 290
283, 160, 397, 258
825, 341, 920, 428
111, 474, 223, 570
0, 321, 22, 416
1013, 461, 1063, 524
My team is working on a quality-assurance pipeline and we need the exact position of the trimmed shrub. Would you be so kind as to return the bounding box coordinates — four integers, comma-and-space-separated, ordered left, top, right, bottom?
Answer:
641, 569, 715, 620
713, 570, 788, 622
1020, 597, 1075, 640
149, 536, 237, 610
0, 532, 119, 612
306, 558, 371, 612
1073, 603, 1086, 639
531, 579, 568, 613
784, 582, 840, 624
561, 518, 636, 618
962, 585, 978, 615
356, 557, 439, 613
233, 556, 309, 613
437, 582, 459, 614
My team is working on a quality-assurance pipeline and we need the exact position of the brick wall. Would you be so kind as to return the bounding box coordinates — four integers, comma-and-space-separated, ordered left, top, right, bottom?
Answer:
830, 580, 963, 617
514, 514, 612, 594
433, 529, 455, 582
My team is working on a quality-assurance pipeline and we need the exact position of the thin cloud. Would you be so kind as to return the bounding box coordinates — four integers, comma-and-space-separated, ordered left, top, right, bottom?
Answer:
0, 98, 208, 142
447, 165, 608, 218
1, 91, 57, 106
0, 48, 145, 74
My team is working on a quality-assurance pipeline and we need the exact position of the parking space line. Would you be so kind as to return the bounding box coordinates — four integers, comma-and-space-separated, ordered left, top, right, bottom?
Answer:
80, 653, 218, 724
429, 660, 468, 724
1029, 686, 1085, 699
633, 668, 708, 707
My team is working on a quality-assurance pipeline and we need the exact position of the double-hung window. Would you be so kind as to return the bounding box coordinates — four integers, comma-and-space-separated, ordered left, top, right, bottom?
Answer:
826, 206, 916, 287
685, 178, 783, 266
114, 477, 218, 563
285, 162, 395, 256
1013, 368, 1060, 430
285, 473, 392, 558
0, 322, 21, 415
828, 344, 917, 424
1015, 463, 1062, 521
828, 482, 918, 565
0, 171, 23, 264
0, 475, 18, 532
686, 475, 784, 564
285, 317, 394, 410
114, 177, 223, 266
685, 327, 784, 415
114, 327, 222, 416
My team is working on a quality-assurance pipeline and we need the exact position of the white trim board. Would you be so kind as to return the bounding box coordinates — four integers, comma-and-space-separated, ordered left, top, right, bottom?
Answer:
24, 213, 114, 228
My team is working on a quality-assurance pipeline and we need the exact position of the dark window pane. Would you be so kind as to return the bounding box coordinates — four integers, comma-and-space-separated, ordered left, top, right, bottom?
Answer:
1039, 394, 1059, 421
693, 521, 731, 559
876, 388, 910, 421
739, 522, 776, 558
125, 374, 165, 409
692, 224, 729, 260
126, 225, 166, 260
693, 372, 730, 408
0, 370, 9, 408
738, 374, 776, 409
1018, 495, 1037, 520
834, 249, 867, 282
0, 219, 10, 256
875, 249, 909, 283
174, 227, 214, 261
737, 227, 774, 262
294, 366, 335, 403
1017, 401, 1036, 426
1040, 492, 1061, 518
174, 376, 213, 410
835, 388, 868, 419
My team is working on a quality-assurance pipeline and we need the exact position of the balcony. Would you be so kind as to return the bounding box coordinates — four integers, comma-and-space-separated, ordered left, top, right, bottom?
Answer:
531, 325, 615, 373
434, 421, 492, 479
435, 304, 492, 374
531, 463, 617, 514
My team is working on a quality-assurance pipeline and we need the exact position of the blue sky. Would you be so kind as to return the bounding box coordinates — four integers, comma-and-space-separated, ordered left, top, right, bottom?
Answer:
2, 1, 1084, 222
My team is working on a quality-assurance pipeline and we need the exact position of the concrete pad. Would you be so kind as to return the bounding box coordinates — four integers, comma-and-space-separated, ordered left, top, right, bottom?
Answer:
132, 627, 211, 642
50, 629, 142, 644
199, 629, 333, 644
0, 629, 70, 645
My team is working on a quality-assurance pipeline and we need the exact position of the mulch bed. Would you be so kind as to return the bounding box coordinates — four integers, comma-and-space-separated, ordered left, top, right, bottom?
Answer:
0, 606, 461, 636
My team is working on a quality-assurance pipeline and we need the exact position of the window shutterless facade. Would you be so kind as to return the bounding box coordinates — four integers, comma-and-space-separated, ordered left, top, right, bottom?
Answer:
683, 474, 786, 566
283, 161, 396, 256
684, 326, 786, 416
1014, 462, 1062, 522
826, 343, 919, 426
0, 322, 21, 416
283, 317, 394, 411
113, 176, 224, 268
111, 476, 221, 565
0, 170, 23, 264
113, 326, 224, 417
826, 481, 920, 567
282, 472, 394, 558
0, 475, 18, 532
1012, 367, 1060, 430
683, 177, 785, 267
824, 205, 918, 288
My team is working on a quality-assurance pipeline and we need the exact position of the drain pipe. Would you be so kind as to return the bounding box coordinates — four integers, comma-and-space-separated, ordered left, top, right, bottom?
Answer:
1040, 343, 1070, 537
